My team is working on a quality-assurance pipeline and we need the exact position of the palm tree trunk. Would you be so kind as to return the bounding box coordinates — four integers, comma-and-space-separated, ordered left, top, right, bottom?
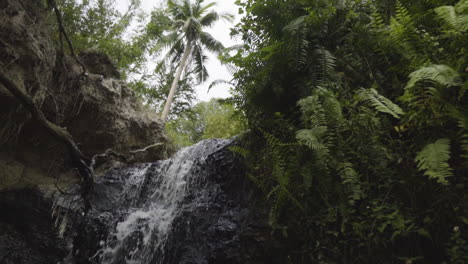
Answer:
161, 42, 193, 121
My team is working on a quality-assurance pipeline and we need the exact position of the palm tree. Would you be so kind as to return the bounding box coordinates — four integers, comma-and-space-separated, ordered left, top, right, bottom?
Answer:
156, 0, 233, 121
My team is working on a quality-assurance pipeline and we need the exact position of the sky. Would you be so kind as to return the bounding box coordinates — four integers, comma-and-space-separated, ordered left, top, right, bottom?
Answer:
116, 0, 240, 102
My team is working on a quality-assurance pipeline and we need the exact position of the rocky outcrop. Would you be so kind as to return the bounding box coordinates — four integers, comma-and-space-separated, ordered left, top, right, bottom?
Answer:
0, 0, 166, 262
0, 0, 166, 192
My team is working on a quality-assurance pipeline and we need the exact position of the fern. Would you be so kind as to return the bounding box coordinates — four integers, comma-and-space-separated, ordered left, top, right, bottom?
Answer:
296, 127, 328, 152
283, 16, 310, 71
253, 129, 304, 227
322, 92, 343, 126
405, 65, 462, 90
313, 47, 336, 78
435, 1, 468, 32
298, 94, 327, 129
338, 162, 362, 205
415, 138, 453, 185
357, 88, 404, 119
462, 133, 468, 160
229, 145, 250, 158
248, 173, 269, 193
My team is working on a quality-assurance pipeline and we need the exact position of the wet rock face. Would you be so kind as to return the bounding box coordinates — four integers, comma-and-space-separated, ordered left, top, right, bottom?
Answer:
0, 189, 69, 264
69, 139, 280, 264
69, 140, 244, 264
160, 143, 247, 264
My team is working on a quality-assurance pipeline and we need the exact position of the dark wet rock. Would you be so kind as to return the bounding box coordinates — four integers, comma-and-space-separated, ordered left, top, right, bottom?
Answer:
68, 139, 282, 264
0, 188, 69, 264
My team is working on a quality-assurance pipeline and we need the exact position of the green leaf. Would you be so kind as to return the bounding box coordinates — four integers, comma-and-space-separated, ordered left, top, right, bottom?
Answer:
415, 138, 453, 185
357, 88, 404, 119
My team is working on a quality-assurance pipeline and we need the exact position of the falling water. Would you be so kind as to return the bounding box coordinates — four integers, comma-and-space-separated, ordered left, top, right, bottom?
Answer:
93, 139, 232, 264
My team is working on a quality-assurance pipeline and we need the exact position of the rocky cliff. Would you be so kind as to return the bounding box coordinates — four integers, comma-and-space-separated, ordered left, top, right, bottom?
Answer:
0, 0, 166, 262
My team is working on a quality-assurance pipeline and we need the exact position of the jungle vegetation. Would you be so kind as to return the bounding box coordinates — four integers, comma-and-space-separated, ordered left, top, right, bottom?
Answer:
226, 0, 468, 262
54, 0, 467, 262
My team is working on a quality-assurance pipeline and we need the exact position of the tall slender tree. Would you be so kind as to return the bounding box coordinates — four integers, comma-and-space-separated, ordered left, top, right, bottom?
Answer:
152, 0, 233, 121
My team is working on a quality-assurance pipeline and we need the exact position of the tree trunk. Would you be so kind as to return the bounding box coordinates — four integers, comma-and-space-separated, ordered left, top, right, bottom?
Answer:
161, 42, 193, 122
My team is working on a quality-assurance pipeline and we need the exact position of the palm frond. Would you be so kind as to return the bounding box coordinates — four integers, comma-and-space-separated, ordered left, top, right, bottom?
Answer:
219, 12, 235, 23
199, 31, 224, 53
152, 31, 183, 53
200, 11, 219, 27
192, 43, 209, 83
208, 79, 234, 92
199, 1, 217, 15
415, 138, 453, 185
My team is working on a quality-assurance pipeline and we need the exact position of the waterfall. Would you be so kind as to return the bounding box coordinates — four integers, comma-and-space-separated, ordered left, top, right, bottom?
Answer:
90, 139, 233, 264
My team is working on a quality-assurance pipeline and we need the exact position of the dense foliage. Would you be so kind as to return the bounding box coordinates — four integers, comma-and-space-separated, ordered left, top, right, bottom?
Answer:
46, 0, 468, 261
54, 0, 151, 78
227, 0, 468, 262
166, 98, 245, 147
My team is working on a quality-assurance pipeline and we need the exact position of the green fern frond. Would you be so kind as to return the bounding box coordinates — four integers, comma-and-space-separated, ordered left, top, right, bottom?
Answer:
267, 185, 280, 200
462, 133, 468, 160
415, 138, 453, 185
395, 1, 411, 23
298, 95, 327, 128
371, 11, 386, 30
248, 173, 268, 193
268, 188, 287, 227
435, 1, 468, 32
296, 127, 328, 152
357, 88, 404, 119
283, 15, 308, 33
229, 146, 250, 158
406, 65, 462, 90
338, 162, 362, 205
321, 89, 344, 128
281, 186, 304, 211
313, 47, 336, 77
261, 129, 281, 148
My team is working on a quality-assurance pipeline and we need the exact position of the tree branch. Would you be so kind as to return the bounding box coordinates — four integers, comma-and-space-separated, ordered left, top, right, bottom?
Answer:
48, 0, 87, 74
0, 72, 93, 212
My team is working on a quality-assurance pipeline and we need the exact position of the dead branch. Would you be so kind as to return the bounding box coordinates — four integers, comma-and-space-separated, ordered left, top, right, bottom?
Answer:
129, 142, 164, 155
91, 149, 128, 171
0, 72, 93, 212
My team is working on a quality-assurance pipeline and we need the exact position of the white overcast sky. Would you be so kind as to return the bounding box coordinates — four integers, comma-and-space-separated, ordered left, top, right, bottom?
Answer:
116, 0, 239, 102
